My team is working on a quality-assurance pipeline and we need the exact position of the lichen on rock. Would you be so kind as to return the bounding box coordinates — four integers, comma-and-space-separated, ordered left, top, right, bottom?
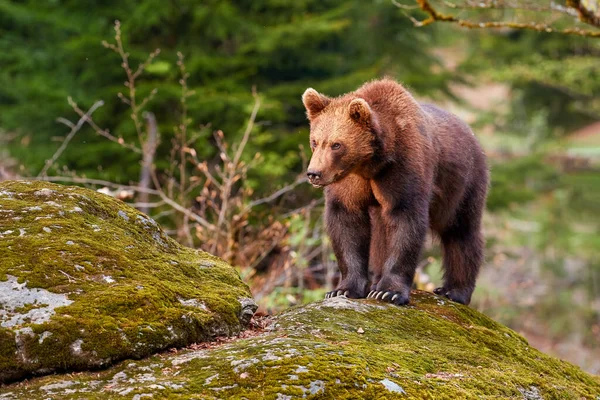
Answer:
0, 275, 73, 328
0, 180, 256, 383
2, 292, 599, 399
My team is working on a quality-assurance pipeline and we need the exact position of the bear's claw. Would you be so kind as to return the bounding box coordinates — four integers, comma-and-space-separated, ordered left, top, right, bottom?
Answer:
325, 290, 350, 299
367, 290, 409, 305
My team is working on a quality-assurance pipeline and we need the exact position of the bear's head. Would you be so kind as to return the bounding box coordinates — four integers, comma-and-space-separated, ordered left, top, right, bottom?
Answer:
302, 88, 378, 188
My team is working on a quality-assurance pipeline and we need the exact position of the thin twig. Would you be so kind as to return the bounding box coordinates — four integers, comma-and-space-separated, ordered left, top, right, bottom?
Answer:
59, 270, 77, 283
177, 51, 190, 201
103, 20, 160, 147
55, 117, 75, 129
147, 173, 213, 231
233, 87, 260, 169
138, 112, 159, 214
244, 176, 308, 212
68, 97, 142, 153
39, 100, 105, 177
211, 89, 261, 254
195, 161, 223, 190
442, 0, 579, 17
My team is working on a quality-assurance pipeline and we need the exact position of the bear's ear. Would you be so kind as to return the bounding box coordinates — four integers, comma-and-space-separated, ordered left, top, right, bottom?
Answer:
348, 98, 372, 125
302, 88, 330, 119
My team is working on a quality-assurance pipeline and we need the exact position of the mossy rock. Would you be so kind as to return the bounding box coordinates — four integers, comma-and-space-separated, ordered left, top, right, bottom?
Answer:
0, 180, 256, 383
2, 292, 599, 399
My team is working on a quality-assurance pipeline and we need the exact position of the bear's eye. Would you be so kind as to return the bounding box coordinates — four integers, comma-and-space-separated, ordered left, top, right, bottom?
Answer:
310, 140, 317, 150
331, 143, 341, 151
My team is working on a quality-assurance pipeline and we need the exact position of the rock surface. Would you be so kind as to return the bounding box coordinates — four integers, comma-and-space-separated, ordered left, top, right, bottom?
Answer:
2, 292, 599, 399
0, 180, 256, 383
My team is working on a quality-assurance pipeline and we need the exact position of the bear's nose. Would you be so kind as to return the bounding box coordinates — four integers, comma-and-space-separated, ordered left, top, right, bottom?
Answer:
307, 170, 322, 181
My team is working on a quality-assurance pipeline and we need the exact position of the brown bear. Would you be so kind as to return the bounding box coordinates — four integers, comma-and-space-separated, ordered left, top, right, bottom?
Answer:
302, 78, 488, 305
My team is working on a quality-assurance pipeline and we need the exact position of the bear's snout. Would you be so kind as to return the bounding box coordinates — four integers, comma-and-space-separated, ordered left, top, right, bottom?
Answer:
307, 170, 323, 186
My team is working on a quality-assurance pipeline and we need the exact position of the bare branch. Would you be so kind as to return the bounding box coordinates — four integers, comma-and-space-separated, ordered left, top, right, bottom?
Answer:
442, 0, 580, 17
133, 49, 161, 80
58, 270, 77, 283
155, 189, 215, 231
233, 87, 261, 170
394, 0, 600, 37
244, 176, 308, 212
68, 97, 142, 153
568, 0, 600, 27
138, 112, 159, 214
176, 51, 191, 204
138, 88, 158, 112
196, 162, 223, 191
38, 100, 105, 177
211, 90, 261, 254
213, 130, 230, 161
104, 19, 158, 146
55, 117, 75, 129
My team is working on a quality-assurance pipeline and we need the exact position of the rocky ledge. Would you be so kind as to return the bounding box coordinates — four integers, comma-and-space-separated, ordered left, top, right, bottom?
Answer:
0, 180, 256, 383
2, 292, 600, 399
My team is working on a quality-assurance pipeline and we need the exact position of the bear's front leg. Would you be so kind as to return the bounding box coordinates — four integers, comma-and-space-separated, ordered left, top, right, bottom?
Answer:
324, 198, 371, 299
367, 208, 427, 305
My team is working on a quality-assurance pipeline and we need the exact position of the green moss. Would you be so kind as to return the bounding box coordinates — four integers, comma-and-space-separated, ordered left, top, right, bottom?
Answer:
0, 330, 16, 374
0, 180, 255, 383
3, 291, 599, 399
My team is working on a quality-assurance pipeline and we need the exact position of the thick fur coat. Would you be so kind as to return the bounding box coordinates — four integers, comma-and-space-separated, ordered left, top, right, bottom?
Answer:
303, 79, 488, 305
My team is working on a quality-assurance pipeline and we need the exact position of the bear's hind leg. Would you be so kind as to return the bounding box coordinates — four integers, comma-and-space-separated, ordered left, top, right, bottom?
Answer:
438, 193, 485, 305
368, 206, 387, 291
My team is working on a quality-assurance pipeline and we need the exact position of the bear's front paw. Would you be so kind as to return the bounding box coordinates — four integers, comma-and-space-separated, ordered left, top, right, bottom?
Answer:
325, 287, 367, 299
366, 289, 410, 305
433, 286, 447, 295
434, 286, 473, 305
325, 279, 369, 299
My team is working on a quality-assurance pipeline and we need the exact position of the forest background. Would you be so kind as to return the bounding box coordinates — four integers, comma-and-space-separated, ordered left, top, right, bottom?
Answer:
1, 0, 599, 373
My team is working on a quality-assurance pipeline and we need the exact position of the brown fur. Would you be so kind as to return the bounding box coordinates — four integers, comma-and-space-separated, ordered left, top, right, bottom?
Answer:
302, 79, 489, 305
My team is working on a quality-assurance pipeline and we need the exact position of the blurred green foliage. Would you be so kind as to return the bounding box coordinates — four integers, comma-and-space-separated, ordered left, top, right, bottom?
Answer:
487, 154, 560, 211
0, 0, 449, 189
460, 30, 600, 133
